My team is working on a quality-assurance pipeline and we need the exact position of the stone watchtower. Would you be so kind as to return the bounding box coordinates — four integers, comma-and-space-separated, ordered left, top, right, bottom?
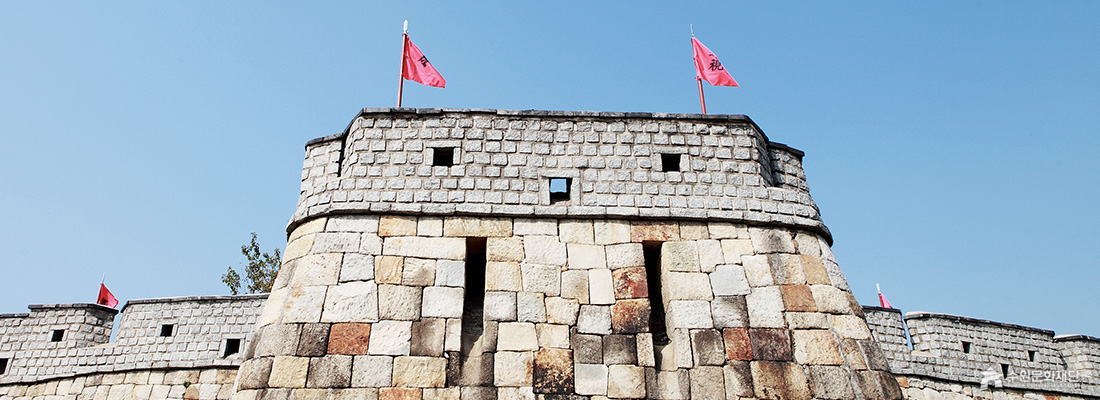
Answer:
234, 109, 902, 400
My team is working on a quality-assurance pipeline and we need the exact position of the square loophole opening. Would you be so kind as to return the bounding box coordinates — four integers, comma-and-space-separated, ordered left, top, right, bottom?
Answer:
549, 178, 571, 204
0, 357, 9, 374
961, 341, 971, 353
660, 153, 681, 172
160, 324, 175, 337
223, 338, 242, 357
50, 329, 64, 342
432, 148, 455, 167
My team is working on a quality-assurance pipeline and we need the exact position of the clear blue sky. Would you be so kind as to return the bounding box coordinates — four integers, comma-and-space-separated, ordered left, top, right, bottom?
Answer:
2, 2, 1097, 336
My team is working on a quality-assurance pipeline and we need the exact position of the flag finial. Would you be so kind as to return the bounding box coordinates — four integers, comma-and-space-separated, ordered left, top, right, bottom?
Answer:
690, 24, 694, 38
403, 20, 408, 34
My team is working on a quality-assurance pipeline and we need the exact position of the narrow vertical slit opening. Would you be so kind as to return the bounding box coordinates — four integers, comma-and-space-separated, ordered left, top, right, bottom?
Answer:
1001, 363, 1011, 377
462, 238, 487, 341
961, 341, 972, 354
643, 241, 668, 346
1028, 350, 1037, 362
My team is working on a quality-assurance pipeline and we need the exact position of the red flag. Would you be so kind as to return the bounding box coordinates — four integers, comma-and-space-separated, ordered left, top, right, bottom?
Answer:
402, 36, 446, 88
692, 37, 739, 87
97, 283, 118, 308
877, 284, 893, 309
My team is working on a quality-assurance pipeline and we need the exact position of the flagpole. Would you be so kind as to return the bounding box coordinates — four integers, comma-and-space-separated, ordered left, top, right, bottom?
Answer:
697, 78, 707, 114
397, 20, 408, 107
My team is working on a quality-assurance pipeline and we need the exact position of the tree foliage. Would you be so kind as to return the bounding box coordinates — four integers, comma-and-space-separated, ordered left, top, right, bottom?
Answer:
222, 232, 282, 295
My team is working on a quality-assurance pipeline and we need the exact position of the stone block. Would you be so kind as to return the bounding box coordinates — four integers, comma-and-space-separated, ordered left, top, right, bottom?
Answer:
745, 286, 784, 328
780, 284, 817, 312
709, 264, 750, 296
422, 388, 459, 400
560, 269, 590, 304
487, 237, 524, 263
362, 234, 384, 254
603, 335, 638, 365
806, 365, 854, 399
290, 253, 342, 287
740, 255, 773, 287
576, 305, 612, 334
691, 329, 725, 366
268, 356, 309, 388
384, 237, 467, 260
663, 272, 713, 301
719, 239, 754, 264
422, 286, 464, 319
711, 296, 748, 329
434, 260, 465, 287
307, 355, 352, 388
496, 387, 535, 400
573, 364, 609, 396
379, 215, 418, 237
455, 353, 495, 387
612, 267, 648, 299
607, 365, 645, 399
334, 389, 381, 400
517, 292, 546, 323
768, 254, 806, 285
445, 318, 463, 352
749, 228, 796, 254
678, 221, 710, 240
572, 333, 604, 364
411, 319, 446, 357
292, 217, 328, 242
403, 258, 437, 286
486, 262, 523, 291
630, 221, 680, 242
284, 285, 328, 323
661, 242, 699, 272
723, 362, 753, 398
792, 330, 843, 365
567, 243, 606, 270
493, 351, 533, 387
536, 323, 570, 348
749, 328, 792, 361
379, 285, 423, 321
328, 323, 372, 355
793, 233, 822, 256
514, 218, 557, 235
394, 356, 447, 388
559, 220, 595, 244
799, 255, 829, 285
341, 253, 376, 282
696, 240, 724, 273
369, 320, 412, 356
829, 315, 872, 340
723, 328, 752, 361
707, 222, 747, 239
637, 333, 655, 367
524, 236, 567, 266
533, 348, 574, 394
484, 291, 518, 321
810, 285, 851, 315
786, 312, 828, 329
610, 299, 650, 334
352, 355, 393, 387
256, 324, 302, 357
380, 388, 422, 400
322, 281, 380, 323
376, 255, 405, 285
605, 243, 644, 270
497, 322, 539, 351
588, 269, 615, 305
655, 370, 690, 400
594, 220, 631, 245
689, 366, 725, 400
666, 301, 713, 329
859, 340, 890, 371
521, 263, 560, 296
285, 234, 316, 261
237, 358, 273, 390
750, 361, 811, 400
544, 297, 579, 325
313, 232, 361, 253
443, 216, 512, 237
417, 217, 443, 237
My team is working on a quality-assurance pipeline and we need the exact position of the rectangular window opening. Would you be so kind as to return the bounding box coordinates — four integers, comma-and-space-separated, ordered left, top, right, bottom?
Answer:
0, 357, 8, 374
961, 341, 971, 353
432, 147, 455, 167
160, 324, 175, 337
1001, 363, 1011, 377
1028, 350, 1037, 362
660, 153, 681, 172
461, 238, 487, 340
643, 241, 668, 347
50, 329, 64, 342
223, 338, 242, 357
549, 178, 571, 204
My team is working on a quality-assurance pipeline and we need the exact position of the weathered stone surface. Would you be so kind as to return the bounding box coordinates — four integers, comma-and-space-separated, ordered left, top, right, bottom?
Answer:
655, 370, 690, 400
859, 339, 890, 371
576, 305, 612, 334
689, 366, 725, 400
285, 235, 316, 261
567, 243, 606, 270
403, 258, 437, 286
422, 286, 464, 319
610, 298, 650, 334
740, 255, 773, 287
238, 358, 273, 390
603, 334, 638, 365
607, 365, 645, 399
383, 237, 467, 260
806, 365, 854, 399
663, 272, 713, 301
256, 324, 302, 357
484, 291, 518, 321
341, 253, 376, 282
393, 356, 447, 388
786, 311, 828, 329
497, 322, 539, 351
792, 329, 843, 365
443, 216, 512, 237
810, 285, 850, 314
719, 239, 754, 264
605, 243, 644, 270
696, 240, 723, 273
723, 362, 753, 398
435, 259, 465, 287
524, 236, 567, 266
679, 221, 710, 240
378, 215, 418, 237
793, 232, 822, 256
750, 361, 811, 400
291, 217, 328, 242
749, 328, 792, 361
497, 387, 535, 400
749, 228, 796, 254
445, 319, 463, 352
493, 351, 533, 387
487, 237, 525, 262
588, 269, 615, 305
328, 323, 372, 355
637, 333, 655, 367
559, 270, 589, 304
535, 323, 570, 348
521, 263, 560, 295
422, 388, 459, 400
486, 262, 523, 292
780, 284, 817, 312
514, 218, 556, 235
709, 264, 750, 296
829, 315, 872, 340
290, 253, 342, 287
379, 285, 422, 321
572, 334, 603, 364
544, 297, 579, 325
559, 220, 595, 244
691, 329, 725, 366
376, 255, 405, 285
711, 296, 748, 329
573, 364, 608, 396
661, 242, 699, 272
455, 354, 494, 387
352, 355, 393, 387
369, 320, 412, 356
333, 388, 382, 400
517, 292, 546, 322
322, 281, 380, 323
313, 232, 361, 254
268, 356, 309, 388
417, 216, 443, 237
630, 221, 680, 242
666, 300, 713, 329
768, 254, 806, 285
723, 328, 752, 361
380, 387, 421, 400
411, 319, 446, 357
799, 255, 829, 285
533, 348, 574, 394
594, 220, 631, 245
611, 267, 648, 299
307, 355, 352, 388
745, 286, 784, 328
